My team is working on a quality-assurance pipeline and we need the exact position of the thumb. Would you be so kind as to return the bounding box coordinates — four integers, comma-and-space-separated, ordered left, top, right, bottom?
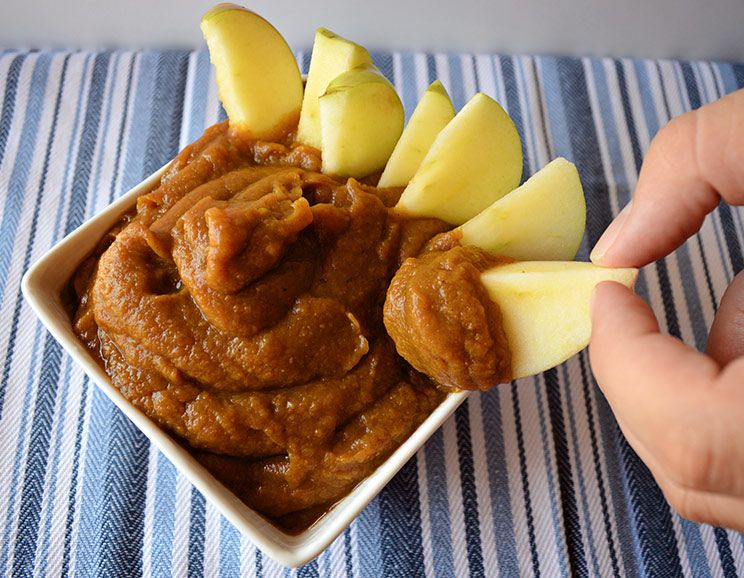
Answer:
706, 270, 744, 366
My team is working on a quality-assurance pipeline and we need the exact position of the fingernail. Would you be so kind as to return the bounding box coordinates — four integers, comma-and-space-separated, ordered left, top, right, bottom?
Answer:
590, 201, 632, 263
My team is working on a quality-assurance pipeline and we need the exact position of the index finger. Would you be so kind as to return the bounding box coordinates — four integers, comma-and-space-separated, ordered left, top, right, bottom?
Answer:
591, 88, 744, 268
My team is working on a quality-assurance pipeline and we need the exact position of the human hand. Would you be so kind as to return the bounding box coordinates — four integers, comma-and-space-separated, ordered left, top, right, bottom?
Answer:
588, 88, 744, 531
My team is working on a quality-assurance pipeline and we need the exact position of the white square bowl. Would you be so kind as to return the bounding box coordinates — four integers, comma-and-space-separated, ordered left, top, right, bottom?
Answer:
21, 164, 469, 568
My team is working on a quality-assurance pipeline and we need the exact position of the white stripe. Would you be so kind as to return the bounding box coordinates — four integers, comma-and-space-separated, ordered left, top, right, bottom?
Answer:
204, 501, 222, 578
205, 63, 222, 127
459, 53, 477, 101
473, 54, 495, 100
433, 53, 451, 99
170, 473, 192, 578
413, 52, 429, 97
326, 530, 347, 578
239, 535, 256, 578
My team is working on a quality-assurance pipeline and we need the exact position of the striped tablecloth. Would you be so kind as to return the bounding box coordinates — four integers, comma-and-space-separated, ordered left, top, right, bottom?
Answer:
0, 48, 743, 577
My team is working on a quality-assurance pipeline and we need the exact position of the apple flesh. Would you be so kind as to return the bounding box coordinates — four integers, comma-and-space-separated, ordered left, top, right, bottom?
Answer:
318, 64, 404, 178
296, 28, 373, 150
378, 80, 456, 188
481, 261, 637, 379
395, 92, 523, 224
458, 158, 586, 261
201, 4, 303, 140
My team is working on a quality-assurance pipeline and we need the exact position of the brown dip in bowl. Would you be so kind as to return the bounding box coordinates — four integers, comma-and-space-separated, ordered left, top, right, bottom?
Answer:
69, 120, 512, 533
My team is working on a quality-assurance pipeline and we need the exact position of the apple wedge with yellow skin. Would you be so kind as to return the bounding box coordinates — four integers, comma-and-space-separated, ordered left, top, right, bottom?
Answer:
481, 262, 637, 379
378, 80, 456, 187
296, 28, 373, 150
396, 92, 522, 224
319, 64, 404, 178
201, 4, 303, 140
458, 157, 586, 261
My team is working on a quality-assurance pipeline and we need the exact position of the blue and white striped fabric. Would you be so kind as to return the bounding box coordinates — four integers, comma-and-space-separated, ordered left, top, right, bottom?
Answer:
0, 48, 743, 577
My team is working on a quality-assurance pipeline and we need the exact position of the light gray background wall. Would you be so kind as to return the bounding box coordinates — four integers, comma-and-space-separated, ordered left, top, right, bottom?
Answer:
2, 0, 744, 61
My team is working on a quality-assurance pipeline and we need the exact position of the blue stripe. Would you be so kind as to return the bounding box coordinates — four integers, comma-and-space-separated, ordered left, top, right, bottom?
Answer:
445, 54, 466, 109
378, 457, 426, 577
151, 454, 177, 577
297, 558, 319, 578
343, 528, 353, 577
714, 528, 738, 578
498, 55, 529, 183
188, 488, 206, 578
219, 515, 240, 578
255, 547, 263, 577
454, 400, 485, 577
355, 495, 382, 578
425, 54, 436, 92
120, 51, 154, 189
511, 382, 541, 576
399, 52, 419, 121
423, 429, 455, 577
143, 50, 189, 176
186, 50, 211, 145
479, 388, 519, 576
371, 51, 395, 91
0, 54, 26, 166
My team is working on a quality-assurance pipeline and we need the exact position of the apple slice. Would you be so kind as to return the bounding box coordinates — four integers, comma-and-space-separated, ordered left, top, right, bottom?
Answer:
458, 158, 586, 261
395, 92, 523, 224
318, 64, 404, 178
378, 80, 456, 188
201, 4, 303, 140
296, 28, 373, 150
481, 262, 637, 379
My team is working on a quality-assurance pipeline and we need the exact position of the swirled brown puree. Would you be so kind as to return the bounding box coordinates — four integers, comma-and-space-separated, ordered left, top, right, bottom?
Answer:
71, 120, 512, 533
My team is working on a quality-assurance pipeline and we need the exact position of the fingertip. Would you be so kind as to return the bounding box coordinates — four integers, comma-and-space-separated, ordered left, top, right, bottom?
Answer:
590, 280, 635, 319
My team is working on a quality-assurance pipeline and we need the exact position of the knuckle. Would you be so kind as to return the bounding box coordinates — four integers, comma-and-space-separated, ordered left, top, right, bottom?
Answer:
661, 481, 728, 529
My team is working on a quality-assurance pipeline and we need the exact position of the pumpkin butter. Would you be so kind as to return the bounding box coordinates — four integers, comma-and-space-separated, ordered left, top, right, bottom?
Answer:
71, 121, 512, 533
